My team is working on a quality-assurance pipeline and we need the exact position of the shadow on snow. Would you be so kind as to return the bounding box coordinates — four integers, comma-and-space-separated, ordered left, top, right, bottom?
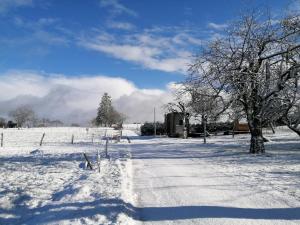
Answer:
1, 199, 299, 224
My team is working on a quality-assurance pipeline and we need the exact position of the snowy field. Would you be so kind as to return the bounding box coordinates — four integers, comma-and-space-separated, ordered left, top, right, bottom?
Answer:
0, 127, 299, 224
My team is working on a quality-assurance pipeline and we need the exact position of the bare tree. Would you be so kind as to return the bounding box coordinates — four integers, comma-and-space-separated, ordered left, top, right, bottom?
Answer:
184, 85, 227, 121
184, 84, 230, 142
109, 109, 127, 127
279, 91, 300, 136
189, 12, 300, 153
9, 106, 36, 127
0, 117, 6, 128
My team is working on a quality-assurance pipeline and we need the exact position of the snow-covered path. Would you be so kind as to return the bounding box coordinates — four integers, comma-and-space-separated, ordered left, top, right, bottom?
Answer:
130, 135, 300, 225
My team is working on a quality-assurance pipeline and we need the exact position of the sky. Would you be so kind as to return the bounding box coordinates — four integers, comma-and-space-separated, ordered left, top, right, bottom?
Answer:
0, 0, 299, 124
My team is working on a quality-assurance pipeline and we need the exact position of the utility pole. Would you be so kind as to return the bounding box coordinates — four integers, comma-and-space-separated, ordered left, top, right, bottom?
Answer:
182, 104, 187, 139
203, 114, 207, 144
202, 100, 207, 144
154, 107, 157, 137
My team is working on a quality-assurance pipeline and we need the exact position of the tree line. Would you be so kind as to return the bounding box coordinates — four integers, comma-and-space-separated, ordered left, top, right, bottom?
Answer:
0, 106, 64, 128
0, 93, 125, 128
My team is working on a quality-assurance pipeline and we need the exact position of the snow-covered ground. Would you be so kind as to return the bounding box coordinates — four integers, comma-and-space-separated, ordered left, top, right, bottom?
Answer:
0, 127, 135, 225
131, 129, 300, 225
0, 127, 299, 224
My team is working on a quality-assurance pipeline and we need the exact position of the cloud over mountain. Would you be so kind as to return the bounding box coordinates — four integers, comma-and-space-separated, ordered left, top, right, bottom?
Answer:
0, 70, 172, 125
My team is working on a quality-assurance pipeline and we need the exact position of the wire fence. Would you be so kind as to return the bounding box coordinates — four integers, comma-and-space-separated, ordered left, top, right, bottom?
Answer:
0, 127, 120, 148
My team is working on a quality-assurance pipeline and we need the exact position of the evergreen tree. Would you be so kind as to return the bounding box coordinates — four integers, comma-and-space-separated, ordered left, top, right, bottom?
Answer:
95, 93, 125, 127
96, 93, 113, 127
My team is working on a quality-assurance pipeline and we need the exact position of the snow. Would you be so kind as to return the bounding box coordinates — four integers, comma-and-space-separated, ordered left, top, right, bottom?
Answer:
131, 132, 300, 225
0, 127, 299, 224
0, 127, 134, 225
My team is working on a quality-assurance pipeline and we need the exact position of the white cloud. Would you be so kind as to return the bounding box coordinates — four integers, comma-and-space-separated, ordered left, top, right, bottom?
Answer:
0, 70, 172, 124
14, 16, 59, 28
115, 91, 172, 123
0, 16, 69, 54
33, 30, 69, 45
99, 0, 137, 17
80, 30, 196, 74
207, 22, 228, 30
106, 20, 135, 30
82, 40, 190, 73
172, 33, 203, 46
85, 42, 160, 61
0, 0, 33, 14
0, 29, 68, 51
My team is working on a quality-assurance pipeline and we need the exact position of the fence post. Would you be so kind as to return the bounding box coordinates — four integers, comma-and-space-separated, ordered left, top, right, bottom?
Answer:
119, 129, 122, 142
71, 134, 74, 144
232, 121, 236, 138
83, 153, 93, 170
40, 133, 45, 146
91, 133, 94, 144
1, 133, 3, 147
105, 138, 109, 158
97, 149, 101, 173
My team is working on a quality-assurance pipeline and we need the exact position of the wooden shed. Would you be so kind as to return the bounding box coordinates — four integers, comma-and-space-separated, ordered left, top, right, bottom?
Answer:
233, 120, 250, 133
165, 112, 189, 137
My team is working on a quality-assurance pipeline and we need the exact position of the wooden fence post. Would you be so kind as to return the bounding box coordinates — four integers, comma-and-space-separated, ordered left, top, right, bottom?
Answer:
97, 149, 100, 173
40, 133, 45, 146
119, 130, 122, 142
1, 133, 3, 147
83, 153, 93, 170
71, 134, 74, 144
91, 133, 94, 144
105, 138, 109, 158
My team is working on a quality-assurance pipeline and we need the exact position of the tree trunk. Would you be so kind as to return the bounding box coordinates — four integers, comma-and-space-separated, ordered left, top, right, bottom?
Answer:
269, 123, 275, 134
183, 111, 187, 139
249, 119, 265, 154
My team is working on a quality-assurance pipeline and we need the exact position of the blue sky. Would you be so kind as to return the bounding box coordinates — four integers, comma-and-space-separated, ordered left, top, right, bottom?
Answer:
0, 0, 294, 88
0, 0, 298, 124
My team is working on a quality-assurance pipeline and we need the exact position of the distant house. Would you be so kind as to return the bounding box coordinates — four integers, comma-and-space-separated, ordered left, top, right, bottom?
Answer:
165, 112, 189, 137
